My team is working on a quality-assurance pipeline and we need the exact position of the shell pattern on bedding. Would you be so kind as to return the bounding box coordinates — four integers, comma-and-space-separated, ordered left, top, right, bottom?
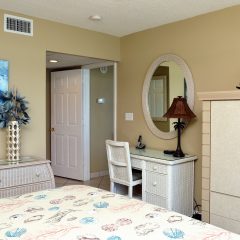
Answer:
0, 185, 239, 240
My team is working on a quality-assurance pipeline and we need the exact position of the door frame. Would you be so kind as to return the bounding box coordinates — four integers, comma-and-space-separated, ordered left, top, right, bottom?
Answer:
82, 68, 90, 181
82, 61, 117, 180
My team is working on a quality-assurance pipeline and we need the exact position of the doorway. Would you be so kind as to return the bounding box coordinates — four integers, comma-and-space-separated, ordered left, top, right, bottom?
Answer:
46, 51, 117, 181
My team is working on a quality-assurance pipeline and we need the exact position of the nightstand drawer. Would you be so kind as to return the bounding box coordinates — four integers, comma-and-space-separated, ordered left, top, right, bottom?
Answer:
146, 171, 167, 196
0, 164, 51, 188
145, 162, 167, 174
146, 192, 167, 208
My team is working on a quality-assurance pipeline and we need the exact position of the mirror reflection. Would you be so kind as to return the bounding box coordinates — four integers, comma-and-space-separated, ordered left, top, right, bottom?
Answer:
148, 61, 186, 132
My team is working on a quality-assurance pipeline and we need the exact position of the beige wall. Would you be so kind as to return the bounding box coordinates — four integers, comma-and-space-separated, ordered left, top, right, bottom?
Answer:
118, 6, 240, 204
0, 9, 120, 159
90, 66, 114, 173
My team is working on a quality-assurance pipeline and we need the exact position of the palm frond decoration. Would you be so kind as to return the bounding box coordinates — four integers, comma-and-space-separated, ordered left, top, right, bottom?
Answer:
0, 89, 30, 128
173, 121, 186, 131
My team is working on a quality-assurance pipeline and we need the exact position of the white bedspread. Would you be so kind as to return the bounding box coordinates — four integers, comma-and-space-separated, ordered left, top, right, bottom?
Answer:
0, 185, 239, 239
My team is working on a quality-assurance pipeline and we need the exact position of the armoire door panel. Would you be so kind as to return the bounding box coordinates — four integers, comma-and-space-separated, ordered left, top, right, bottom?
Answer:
211, 101, 240, 197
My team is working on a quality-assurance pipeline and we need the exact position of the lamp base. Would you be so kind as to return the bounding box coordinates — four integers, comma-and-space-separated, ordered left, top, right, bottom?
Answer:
173, 149, 185, 158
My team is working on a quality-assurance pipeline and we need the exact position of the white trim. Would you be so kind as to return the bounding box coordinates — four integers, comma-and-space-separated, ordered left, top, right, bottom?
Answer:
142, 54, 195, 140
90, 170, 109, 179
82, 69, 90, 181
113, 62, 117, 140
82, 61, 115, 70
198, 90, 240, 101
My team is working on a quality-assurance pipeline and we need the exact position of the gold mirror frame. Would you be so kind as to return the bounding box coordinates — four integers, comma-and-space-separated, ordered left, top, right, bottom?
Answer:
142, 54, 194, 139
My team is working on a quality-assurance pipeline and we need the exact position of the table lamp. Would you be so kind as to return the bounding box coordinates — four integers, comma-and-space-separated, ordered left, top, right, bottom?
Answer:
163, 96, 196, 157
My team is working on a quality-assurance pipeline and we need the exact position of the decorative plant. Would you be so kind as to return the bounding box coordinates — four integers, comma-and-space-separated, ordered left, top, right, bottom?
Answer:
0, 89, 30, 128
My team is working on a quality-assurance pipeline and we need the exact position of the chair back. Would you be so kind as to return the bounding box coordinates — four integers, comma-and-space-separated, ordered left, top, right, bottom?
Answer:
106, 140, 132, 185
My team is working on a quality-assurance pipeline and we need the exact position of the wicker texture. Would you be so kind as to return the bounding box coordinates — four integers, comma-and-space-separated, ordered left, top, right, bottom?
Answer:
145, 161, 167, 174
168, 162, 194, 216
0, 164, 51, 188
131, 154, 195, 217
145, 192, 167, 208
146, 171, 167, 196
106, 140, 142, 198
109, 145, 130, 182
0, 181, 53, 198
0, 160, 55, 198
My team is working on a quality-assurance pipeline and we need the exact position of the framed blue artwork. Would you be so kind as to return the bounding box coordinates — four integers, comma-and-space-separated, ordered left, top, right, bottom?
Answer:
0, 60, 8, 93
0, 60, 8, 104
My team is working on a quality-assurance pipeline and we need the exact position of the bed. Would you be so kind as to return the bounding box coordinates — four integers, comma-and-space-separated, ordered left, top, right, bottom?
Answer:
0, 185, 239, 240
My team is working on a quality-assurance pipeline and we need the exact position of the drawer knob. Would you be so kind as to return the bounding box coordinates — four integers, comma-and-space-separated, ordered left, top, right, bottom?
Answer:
152, 181, 157, 186
153, 166, 157, 170
36, 173, 41, 177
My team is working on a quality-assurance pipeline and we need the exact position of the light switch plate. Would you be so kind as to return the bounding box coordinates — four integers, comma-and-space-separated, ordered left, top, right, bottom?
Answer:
125, 112, 133, 121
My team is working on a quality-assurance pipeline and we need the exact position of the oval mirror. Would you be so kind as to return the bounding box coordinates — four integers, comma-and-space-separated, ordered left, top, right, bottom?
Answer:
142, 54, 194, 139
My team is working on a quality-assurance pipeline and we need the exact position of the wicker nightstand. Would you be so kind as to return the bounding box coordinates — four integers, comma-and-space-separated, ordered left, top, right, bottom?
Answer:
0, 157, 55, 198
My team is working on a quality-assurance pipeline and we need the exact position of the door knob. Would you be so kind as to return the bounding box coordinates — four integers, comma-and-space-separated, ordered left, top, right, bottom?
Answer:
50, 128, 55, 132
152, 181, 157, 186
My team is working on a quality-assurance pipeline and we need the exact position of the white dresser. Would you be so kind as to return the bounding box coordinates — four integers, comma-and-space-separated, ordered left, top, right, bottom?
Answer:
0, 157, 55, 198
198, 91, 240, 234
130, 148, 197, 216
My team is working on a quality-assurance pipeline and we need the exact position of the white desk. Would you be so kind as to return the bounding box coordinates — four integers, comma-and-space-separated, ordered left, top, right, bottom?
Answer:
130, 148, 197, 216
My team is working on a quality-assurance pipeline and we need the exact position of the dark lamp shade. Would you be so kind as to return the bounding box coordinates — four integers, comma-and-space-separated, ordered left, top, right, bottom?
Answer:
163, 96, 196, 120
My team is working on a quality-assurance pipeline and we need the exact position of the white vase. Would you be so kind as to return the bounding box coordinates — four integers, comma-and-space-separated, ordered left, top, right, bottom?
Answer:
7, 121, 20, 161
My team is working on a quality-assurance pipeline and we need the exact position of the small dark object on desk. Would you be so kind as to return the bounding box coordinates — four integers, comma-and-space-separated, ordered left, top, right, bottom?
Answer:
236, 86, 240, 89
164, 150, 175, 155
192, 212, 202, 221
136, 135, 146, 149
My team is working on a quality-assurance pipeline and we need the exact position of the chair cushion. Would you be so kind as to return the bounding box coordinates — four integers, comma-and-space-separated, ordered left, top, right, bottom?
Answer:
132, 169, 142, 181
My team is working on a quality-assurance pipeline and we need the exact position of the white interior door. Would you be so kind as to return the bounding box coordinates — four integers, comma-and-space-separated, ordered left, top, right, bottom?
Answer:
148, 75, 167, 119
51, 69, 89, 180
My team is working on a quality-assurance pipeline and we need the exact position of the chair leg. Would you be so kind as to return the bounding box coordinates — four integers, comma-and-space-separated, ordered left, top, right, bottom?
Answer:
128, 186, 133, 198
110, 182, 115, 193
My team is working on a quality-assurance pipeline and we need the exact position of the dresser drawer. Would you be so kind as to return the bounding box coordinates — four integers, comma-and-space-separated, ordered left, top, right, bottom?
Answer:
145, 162, 167, 174
145, 192, 167, 208
146, 171, 167, 197
0, 164, 52, 188
0, 181, 54, 198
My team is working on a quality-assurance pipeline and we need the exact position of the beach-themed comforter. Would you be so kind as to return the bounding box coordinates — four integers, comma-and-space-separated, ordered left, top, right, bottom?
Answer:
0, 185, 239, 240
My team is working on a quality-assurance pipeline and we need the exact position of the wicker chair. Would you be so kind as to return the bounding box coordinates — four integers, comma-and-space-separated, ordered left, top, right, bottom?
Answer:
106, 140, 142, 198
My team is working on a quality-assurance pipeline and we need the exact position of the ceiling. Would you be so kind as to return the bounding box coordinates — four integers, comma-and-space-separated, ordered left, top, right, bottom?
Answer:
1, 0, 240, 37
46, 52, 108, 69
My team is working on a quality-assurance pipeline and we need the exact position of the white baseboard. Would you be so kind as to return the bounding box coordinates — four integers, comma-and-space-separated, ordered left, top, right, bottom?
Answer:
90, 170, 109, 179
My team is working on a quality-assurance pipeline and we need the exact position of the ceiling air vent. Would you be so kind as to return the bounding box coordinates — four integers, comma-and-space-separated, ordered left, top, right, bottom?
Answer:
4, 14, 33, 36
